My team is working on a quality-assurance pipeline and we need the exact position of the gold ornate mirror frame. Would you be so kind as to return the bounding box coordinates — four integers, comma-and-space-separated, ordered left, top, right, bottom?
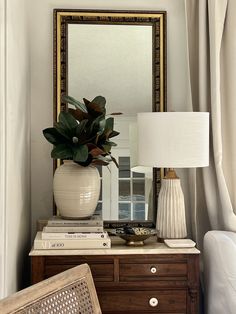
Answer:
53, 9, 167, 226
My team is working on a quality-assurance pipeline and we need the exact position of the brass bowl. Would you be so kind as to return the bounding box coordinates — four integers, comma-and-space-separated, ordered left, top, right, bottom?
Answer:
115, 228, 157, 246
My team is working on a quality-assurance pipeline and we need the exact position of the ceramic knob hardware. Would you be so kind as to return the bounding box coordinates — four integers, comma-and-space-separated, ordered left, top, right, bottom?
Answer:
149, 297, 158, 307
150, 266, 157, 274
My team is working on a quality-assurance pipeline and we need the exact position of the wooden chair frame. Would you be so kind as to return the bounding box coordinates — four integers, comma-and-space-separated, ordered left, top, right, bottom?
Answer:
0, 263, 101, 314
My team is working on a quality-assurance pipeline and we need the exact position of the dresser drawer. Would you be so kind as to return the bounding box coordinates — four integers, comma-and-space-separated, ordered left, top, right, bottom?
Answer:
120, 262, 187, 281
45, 256, 114, 281
45, 263, 113, 281
98, 290, 187, 313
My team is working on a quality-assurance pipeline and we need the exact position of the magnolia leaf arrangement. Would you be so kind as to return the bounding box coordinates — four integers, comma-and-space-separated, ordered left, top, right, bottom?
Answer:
43, 95, 120, 167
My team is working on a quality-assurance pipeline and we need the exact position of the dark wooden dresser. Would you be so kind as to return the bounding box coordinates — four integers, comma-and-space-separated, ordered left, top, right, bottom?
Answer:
30, 237, 200, 314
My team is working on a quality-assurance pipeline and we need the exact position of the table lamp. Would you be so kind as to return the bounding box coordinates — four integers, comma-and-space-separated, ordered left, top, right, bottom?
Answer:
137, 112, 209, 239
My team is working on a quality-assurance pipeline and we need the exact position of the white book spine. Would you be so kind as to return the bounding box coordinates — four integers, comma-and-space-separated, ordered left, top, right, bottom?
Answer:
47, 217, 103, 227
34, 238, 111, 250
41, 231, 108, 240
43, 226, 104, 233
47, 221, 103, 227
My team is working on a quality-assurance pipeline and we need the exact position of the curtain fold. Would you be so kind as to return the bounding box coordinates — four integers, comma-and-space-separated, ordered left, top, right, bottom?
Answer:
185, 0, 236, 247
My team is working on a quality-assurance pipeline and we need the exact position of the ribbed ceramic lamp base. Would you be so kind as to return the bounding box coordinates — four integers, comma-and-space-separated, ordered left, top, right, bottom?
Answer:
156, 178, 187, 239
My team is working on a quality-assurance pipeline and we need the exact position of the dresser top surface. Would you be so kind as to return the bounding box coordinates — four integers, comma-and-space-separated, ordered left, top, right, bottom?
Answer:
29, 236, 200, 256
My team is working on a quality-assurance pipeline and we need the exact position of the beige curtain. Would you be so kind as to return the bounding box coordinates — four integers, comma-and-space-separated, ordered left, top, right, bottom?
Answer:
185, 0, 236, 247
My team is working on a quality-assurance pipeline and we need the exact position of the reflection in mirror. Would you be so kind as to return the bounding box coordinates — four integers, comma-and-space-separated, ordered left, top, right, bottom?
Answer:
68, 24, 152, 111
93, 116, 153, 222
54, 10, 166, 225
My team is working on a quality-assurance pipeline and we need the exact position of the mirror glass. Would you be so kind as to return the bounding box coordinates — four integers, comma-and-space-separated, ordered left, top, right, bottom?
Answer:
68, 24, 152, 111
54, 10, 166, 225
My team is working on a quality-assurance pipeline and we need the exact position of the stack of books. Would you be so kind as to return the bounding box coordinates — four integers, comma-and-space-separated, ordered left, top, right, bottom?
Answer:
33, 214, 111, 250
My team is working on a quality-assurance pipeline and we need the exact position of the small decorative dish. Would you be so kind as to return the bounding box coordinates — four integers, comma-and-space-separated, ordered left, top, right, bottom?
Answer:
114, 226, 157, 246
164, 239, 196, 248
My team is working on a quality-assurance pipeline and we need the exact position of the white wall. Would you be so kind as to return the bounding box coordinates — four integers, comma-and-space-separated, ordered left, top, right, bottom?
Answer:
30, 0, 191, 237
0, 0, 31, 298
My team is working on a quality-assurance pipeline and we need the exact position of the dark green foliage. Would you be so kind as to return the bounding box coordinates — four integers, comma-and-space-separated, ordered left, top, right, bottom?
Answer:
43, 96, 119, 167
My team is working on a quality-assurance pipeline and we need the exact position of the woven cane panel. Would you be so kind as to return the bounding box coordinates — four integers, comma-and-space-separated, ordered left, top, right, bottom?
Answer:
15, 279, 94, 314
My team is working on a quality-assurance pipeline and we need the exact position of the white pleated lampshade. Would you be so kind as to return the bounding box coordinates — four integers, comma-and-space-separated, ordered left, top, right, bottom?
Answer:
137, 112, 209, 168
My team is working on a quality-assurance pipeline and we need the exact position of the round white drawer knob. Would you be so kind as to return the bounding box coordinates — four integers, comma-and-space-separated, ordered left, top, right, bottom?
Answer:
150, 266, 157, 274
149, 297, 158, 307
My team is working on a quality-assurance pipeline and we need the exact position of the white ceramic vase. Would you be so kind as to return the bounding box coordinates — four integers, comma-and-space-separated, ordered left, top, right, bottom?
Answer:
53, 160, 100, 219
156, 178, 187, 239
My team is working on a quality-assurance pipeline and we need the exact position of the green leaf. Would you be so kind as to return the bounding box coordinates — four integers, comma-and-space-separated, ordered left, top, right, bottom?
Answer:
108, 130, 120, 138
76, 154, 93, 167
95, 155, 112, 163
63, 95, 88, 113
86, 96, 106, 117
75, 119, 88, 138
102, 144, 112, 153
103, 117, 115, 139
83, 98, 91, 107
105, 141, 117, 147
68, 108, 89, 122
43, 128, 66, 145
92, 96, 106, 107
105, 117, 114, 130
73, 145, 89, 162
110, 155, 119, 168
89, 115, 104, 134
97, 119, 106, 135
54, 122, 71, 140
59, 112, 78, 130
51, 144, 73, 159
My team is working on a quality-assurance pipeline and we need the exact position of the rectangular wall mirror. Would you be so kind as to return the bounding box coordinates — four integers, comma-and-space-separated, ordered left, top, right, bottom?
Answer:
54, 9, 166, 226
